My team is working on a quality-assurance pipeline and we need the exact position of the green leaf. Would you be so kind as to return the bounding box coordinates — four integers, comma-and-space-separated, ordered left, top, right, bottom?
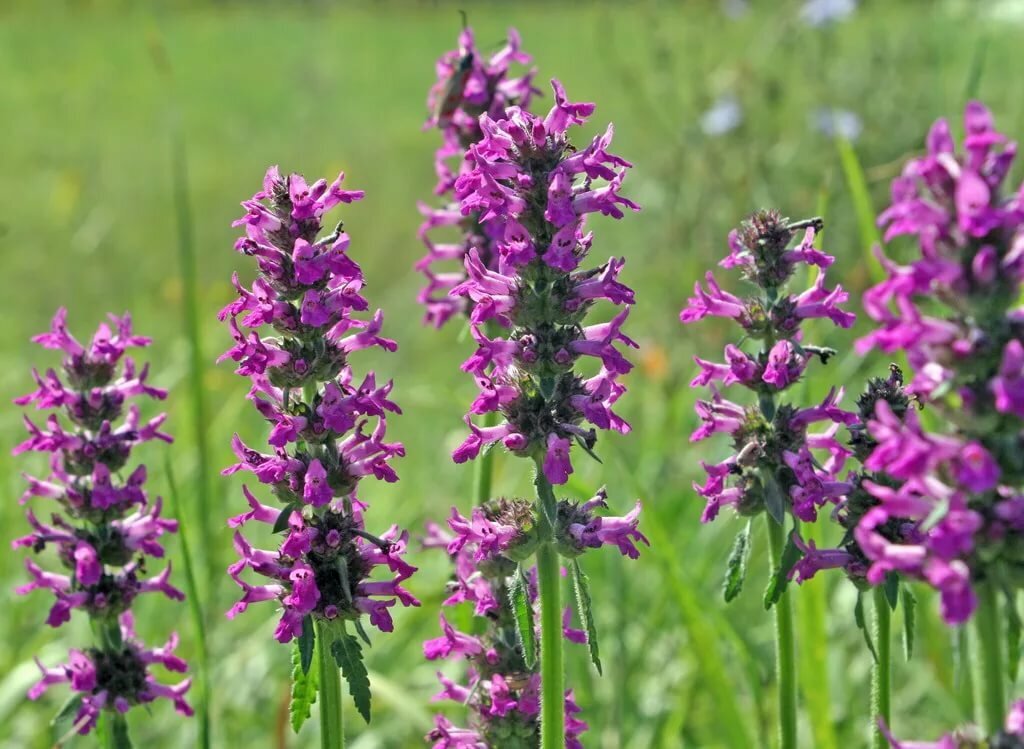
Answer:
290, 638, 319, 734
273, 503, 300, 534
835, 137, 884, 283
723, 520, 752, 603
762, 472, 786, 526
855, 592, 879, 664
1006, 591, 1021, 682
331, 631, 372, 723
763, 527, 801, 609
570, 559, 602, 675
509, 565, 538, 669
884, 572, 899, 610
50, 693, 83, 736
901, 584, 917, 661
353, 618, 372, 648
297, 616, 315, 674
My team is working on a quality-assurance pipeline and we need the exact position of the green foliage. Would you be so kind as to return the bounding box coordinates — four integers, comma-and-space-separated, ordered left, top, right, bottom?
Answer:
332, 630, 372, 723
571, 559, 602, 675
723, 520, 752, 603
290, 638, 319, 734
763, 526, 801, 610
509, 565, 538, 669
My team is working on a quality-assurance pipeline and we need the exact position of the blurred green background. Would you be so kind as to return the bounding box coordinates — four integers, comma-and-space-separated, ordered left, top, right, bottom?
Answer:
1, 0, 1022, 746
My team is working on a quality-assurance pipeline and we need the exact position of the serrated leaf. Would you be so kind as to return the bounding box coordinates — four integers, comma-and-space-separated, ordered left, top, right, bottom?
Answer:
762, 472, 786, 526
332, 631, 372, 723
855, 592, 879, 664
902, 584, 917, 661
884, 572, 899, 610
509, 566, 538, 668
290, 639, 319, 734
1006, 591, 1021, 681
298, 616, 315, 674
723, 520, 752, 603
353, 618, 372, 647
763, 528, 801, 609
273, 503, 299, 534
571, 559, 602, 675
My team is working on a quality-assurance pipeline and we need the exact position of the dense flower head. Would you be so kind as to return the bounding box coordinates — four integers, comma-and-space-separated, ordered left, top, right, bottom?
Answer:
880, 699, 1024, 748
418, 26, 540, 327
13, 310, 188, 731
422, 504, 591, 748
787, 367, 917, 587
29, 613, 192, 735
854, 102, 1024, 624
220, 167, 418, 641
450, 78, 640, 486
683, 212, 857, 525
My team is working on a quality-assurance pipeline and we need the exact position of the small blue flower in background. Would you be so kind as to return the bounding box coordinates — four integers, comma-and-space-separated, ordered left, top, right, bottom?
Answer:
800, 0, 857, 27
700, 95, 743, 137
813, 108, 863, 141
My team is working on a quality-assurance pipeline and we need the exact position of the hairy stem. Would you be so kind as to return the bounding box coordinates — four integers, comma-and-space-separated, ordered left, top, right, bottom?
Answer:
871, 586, 892, 749
534, 463, 564, 749
973, 581, 1005, 734
316, 620, 345, 749
767, 517, 797, 749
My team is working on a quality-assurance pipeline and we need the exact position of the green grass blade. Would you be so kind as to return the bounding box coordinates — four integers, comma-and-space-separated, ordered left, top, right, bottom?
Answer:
166, 457, 211, 749
644, 520, 756, 749
836, 137, 884, 282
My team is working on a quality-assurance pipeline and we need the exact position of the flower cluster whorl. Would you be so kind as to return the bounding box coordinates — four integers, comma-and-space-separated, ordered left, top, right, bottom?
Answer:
422, 507, 590, 749
880, 698, 1024, 748
856, 102, 1024, 624
682, 211, 857, 525
417, 27, 539, 327
450, 78, 640, 486
13, 310, 190, 733
220, 167, 418, 642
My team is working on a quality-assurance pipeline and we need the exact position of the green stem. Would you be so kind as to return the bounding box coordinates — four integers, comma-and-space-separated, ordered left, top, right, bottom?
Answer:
766, 517, 797, 749
871, 586, 892, 749
99, 711, 130, 748
534, 463, 564, 749
316, 620, 345, 749
473, 408, 497, 506
973, 581, 1006, 734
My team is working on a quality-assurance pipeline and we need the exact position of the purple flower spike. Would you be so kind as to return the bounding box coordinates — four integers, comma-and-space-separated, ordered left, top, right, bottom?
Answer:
13, 310, 189, 733
220, 169, 418, 661
422, 497, 591, 748
417, 26, 540, 327
879, 698, 1024, 747
450, 79, 639, 486
682, 211, 856, 527
854, 102, 1024, 625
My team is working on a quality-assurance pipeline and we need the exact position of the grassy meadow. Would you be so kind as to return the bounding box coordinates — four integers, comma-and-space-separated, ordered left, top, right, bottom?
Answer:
1, 1, 1022, 746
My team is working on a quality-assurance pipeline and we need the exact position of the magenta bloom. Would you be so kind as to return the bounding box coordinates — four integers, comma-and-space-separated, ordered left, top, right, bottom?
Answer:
855, 102, 1024, 624
422, 499, 590, 748
450, 78, 640, 486
682, 212, 856, 527
219, 167, 418, 645
13, 310, 189, 732
417, 26, 539, 327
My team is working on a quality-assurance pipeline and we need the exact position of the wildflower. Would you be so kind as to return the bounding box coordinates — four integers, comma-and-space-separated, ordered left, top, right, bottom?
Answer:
417, 26, 539, 327
14, 310, 190, 735
220, 167, 418, 723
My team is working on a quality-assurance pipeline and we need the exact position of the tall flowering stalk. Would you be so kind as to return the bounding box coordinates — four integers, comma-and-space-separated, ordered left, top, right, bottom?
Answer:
420, 500, 622, 748
448, 79, 642, 747
219, 167, 418, 747
418, 26, 539, 514
13, 309, 191, 744
681, 211, 857, 749
417, 25, 538, 329
856, 102, 1024, 733
785, 366, 918, 746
